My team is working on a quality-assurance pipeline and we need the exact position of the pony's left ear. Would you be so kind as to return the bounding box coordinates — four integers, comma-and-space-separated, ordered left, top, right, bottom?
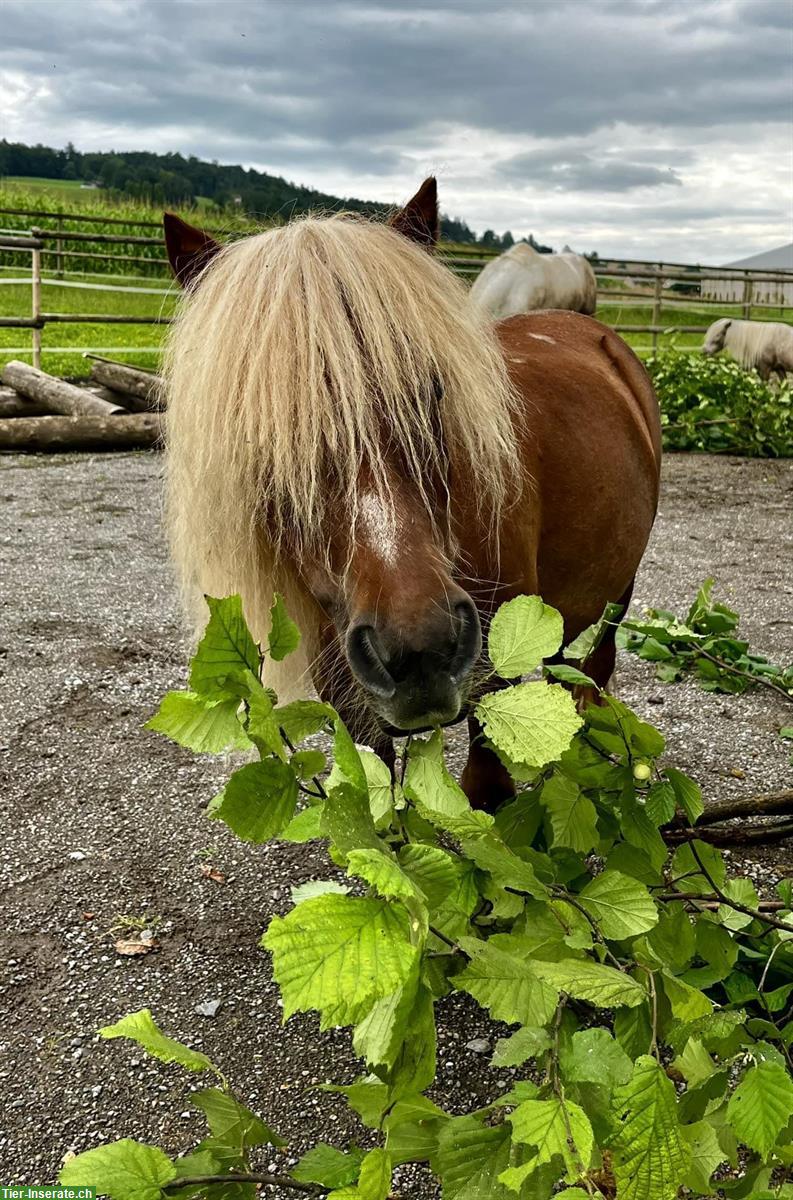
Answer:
163, 212, 222, 288
389, 177, 439, 250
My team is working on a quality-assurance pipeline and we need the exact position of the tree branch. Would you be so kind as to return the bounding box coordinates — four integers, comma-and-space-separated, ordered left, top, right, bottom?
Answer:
165, 1173, 326, 1195
662, 820, 793, 847
688, 842, 793, 935
694, 789, 793, 827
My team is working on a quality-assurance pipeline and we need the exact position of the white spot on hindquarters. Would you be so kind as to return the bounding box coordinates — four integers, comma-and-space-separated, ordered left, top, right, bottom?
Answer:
358, 491, 400, 567
527, 333, 555, 344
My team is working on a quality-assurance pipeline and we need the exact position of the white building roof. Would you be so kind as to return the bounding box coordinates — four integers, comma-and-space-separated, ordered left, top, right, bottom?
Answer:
723, 243, 793, 271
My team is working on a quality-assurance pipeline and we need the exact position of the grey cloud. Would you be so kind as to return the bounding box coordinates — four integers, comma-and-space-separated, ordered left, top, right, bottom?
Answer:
501, 150, 684, 192
3, 0, 791, 156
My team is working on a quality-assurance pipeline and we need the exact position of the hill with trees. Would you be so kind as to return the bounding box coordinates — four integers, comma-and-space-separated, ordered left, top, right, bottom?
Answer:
0, 139, 549, 250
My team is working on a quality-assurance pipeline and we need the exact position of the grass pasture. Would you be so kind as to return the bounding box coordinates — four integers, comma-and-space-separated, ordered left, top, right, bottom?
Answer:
1, 183, 791, 375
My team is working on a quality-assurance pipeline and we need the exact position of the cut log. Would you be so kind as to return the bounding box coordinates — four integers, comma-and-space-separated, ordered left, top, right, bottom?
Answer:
89, 360, 164, 409
1, 360, 127, 418
0, 385, 52, 418
83, 384, 152, 414
0, 413, 161, 452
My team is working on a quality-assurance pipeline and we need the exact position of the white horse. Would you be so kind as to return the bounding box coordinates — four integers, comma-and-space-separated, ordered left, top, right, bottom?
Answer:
469, 242, 597, 319
702, 318, 793, 382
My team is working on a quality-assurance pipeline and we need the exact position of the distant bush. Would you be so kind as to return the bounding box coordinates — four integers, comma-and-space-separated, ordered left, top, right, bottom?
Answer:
647, 349, 792, 457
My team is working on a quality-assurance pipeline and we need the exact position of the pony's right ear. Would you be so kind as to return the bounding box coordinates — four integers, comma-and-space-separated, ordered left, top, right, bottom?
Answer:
389, 177, 439, 250
163, 212, 221, 288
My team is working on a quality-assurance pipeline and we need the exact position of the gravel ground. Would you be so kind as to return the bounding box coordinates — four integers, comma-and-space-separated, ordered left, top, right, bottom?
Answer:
0, 450, 791, 1190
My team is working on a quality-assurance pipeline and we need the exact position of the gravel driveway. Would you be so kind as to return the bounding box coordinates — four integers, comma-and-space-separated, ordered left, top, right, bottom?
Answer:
0, 450, 791, 1189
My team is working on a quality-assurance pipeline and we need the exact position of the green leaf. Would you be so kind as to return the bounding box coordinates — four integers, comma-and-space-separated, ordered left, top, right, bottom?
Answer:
346, 848, 425, 909
291, 879, 350, 903
211, 760, 298, 842
645, 781, 676, 826
542, 774, 598, 854
452, 938, 558, 1027
560, 1027, 633, 1088
359, 749, 395, 825
585, 697, 665, 759
431, 1116, 513, 1199
487, 594, 564, 677
60, 1141, 175, 1200
682, 1119, 725, 1193
726, 1060, 793, 1158
267, 592, 301, 661
189, 595, 260, 700
670, 840, 726, 895
661, 971, 713, 1022
673, 1038, 717, 1088
475, 681, 583, 769
610, 1056, 690, 1200
290, 748, 326, 779
100, 1009, 216, 1073
646, 905, 695, 974
544, 663, 598, 688
458, 831, 548, 897
145, 692, 249, 753
397, 845, 460, 909
530, 958, 646, 1008
383, 1095, 447, 1166
246, 681, 286, 758
332, 719, 368, 794
507, 1096, 594, 1178
191, 1087, 283, 1151
275, 699, 334, 744
404, 732, 471, 824
321, 782, 381, 857
620, 796, 668, 874
328, 1148, 391, 1200
281, 803, 324, 843
263, 894, 418, 1029
563, 602, 624, 662
491, 1026, 552, 1067
292, 1144, 366, 1188
352, 971, 420, 1070
664, 767, 704, 825
578, 871, 659, 941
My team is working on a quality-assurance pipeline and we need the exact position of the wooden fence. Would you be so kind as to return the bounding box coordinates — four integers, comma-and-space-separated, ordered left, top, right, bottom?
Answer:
1, 213, 791, 367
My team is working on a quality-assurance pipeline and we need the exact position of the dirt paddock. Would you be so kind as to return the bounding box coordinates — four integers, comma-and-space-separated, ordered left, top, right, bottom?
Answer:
1, 451, 791, 1186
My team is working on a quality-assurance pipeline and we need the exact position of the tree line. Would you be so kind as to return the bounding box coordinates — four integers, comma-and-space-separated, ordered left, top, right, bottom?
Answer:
0, 139, 552, 250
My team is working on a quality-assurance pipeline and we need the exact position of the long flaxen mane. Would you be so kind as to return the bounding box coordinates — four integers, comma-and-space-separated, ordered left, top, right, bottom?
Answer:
164, 211, 520, 691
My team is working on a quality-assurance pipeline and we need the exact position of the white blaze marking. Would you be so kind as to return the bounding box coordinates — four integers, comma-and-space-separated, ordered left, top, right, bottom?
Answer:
359, 491, 400, 567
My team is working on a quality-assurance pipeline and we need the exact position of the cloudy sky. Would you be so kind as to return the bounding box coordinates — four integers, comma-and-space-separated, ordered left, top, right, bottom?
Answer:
2, 0, 792, 261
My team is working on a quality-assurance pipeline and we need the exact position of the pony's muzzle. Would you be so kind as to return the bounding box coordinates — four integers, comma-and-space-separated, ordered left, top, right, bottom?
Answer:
345, 598, 482, 731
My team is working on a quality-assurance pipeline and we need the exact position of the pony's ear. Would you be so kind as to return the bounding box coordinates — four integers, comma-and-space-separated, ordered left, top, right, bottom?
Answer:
389, 177, 439, 250
163, 212, 221, 288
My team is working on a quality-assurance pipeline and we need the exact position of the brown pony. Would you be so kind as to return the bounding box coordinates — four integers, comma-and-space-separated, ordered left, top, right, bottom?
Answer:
163, 179, 661, 809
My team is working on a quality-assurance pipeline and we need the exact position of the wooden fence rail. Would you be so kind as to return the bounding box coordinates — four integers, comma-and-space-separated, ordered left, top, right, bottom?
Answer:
0, 227, 791, 368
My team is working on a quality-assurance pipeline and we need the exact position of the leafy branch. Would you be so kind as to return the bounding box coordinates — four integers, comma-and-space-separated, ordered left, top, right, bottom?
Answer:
63, 592, 793, 1200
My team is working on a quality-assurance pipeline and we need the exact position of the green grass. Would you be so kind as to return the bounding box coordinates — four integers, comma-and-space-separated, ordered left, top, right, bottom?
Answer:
0, 272, 174, 376
3, 176, 87, 191
1, 185, 790, 375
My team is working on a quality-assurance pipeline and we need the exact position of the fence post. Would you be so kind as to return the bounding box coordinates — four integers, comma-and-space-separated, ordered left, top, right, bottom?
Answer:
651, 269, 663, 353
31, 227, 42, 370
742, 275, 753, 321
56, 213, 64, 279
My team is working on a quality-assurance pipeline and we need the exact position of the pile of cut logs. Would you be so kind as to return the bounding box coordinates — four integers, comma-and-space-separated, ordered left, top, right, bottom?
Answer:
0, 359, 163, 452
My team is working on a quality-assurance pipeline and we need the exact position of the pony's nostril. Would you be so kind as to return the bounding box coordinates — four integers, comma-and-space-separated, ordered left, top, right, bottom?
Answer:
346, 624, 396, 700
449, 599, 482, 684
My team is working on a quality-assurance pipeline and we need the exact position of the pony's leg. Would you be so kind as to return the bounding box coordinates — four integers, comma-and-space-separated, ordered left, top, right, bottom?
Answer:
461, 714, 516, 811
574, 577, 636, 709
